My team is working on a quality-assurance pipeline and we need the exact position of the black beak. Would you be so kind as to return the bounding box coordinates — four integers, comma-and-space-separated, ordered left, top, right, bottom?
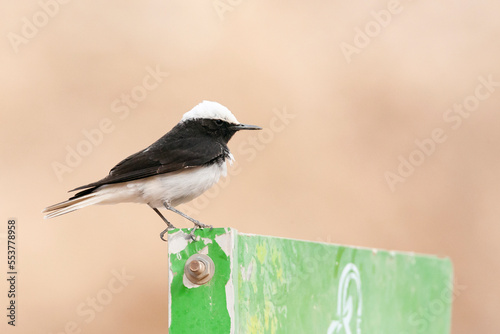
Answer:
229, 123, 262, 131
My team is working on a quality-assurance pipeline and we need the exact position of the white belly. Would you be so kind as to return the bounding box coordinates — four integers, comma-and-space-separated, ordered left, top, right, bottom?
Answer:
96, 162, 227, 208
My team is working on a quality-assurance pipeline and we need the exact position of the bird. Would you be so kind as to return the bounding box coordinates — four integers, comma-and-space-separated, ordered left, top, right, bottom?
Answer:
42, 101, 262, 240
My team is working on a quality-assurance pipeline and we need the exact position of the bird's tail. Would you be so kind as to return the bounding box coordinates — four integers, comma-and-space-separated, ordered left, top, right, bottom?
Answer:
42, 192, 105, 219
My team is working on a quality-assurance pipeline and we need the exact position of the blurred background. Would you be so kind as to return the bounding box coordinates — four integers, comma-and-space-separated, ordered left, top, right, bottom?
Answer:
1, 1, 499, 333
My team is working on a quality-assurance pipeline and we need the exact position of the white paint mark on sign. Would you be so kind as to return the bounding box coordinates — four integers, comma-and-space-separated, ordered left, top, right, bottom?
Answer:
327, 263, 362, 334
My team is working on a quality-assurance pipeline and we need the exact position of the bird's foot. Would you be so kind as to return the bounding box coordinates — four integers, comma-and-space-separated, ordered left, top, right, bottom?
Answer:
193, 220, 213, 229
151, 206, 177, 242
162, 204, 213, 240
188, 221, 213, 241
159, 226, 177, 242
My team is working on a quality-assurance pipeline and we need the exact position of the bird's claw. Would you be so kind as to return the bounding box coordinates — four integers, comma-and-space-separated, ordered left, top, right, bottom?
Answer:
159, 226, 176, 242
196, 222, 213, 229
187, 223, 213, 241
188, 228, 197, 241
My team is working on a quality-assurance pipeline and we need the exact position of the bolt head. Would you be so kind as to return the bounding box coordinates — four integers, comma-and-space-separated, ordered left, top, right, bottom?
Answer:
189, 259, 203, 273
184, 254, 215, 285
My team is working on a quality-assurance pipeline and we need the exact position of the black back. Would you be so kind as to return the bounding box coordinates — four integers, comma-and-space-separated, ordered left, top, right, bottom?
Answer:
69, 119, 238, 199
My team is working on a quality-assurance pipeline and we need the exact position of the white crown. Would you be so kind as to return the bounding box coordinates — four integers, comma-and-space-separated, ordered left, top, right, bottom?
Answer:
181, 101, 239, 124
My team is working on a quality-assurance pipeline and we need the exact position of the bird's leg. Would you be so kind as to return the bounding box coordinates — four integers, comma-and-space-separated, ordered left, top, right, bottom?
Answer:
150, 206, 176, 242
164, 204, 212, 229
162, 202, 212, 238
152, 207, 176, 229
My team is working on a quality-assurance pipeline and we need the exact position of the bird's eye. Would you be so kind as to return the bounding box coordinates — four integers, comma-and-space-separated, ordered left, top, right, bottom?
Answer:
215, 120, 224, 126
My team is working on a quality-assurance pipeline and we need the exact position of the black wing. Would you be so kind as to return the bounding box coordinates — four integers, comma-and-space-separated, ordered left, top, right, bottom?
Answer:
69, 132, 228, 196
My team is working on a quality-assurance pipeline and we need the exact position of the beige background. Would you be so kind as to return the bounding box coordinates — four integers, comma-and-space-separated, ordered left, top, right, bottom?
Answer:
1, 1, 499, 333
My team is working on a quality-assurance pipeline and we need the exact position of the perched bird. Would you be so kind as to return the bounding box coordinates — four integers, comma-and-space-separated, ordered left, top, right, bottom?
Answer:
43, 101, 261, 240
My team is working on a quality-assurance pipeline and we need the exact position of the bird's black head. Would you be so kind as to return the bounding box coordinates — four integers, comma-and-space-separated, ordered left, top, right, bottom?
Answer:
180, 101, 261, 144
195, 118, 261, 143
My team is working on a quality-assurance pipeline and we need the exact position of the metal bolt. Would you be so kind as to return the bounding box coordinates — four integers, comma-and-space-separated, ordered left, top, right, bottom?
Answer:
189, 259, 203, 273
184, 254, 215, 285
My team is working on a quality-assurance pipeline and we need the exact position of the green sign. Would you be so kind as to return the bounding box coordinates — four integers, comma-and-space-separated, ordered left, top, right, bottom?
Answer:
168, 228, 452, 334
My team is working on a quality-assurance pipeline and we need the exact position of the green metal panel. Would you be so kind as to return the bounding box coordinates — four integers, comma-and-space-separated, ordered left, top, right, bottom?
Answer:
168, 228, 453, 334
168, 228, 236, 333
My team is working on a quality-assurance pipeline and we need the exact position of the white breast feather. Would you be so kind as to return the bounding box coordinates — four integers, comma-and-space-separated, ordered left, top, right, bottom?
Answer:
95, 162, 228, 208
